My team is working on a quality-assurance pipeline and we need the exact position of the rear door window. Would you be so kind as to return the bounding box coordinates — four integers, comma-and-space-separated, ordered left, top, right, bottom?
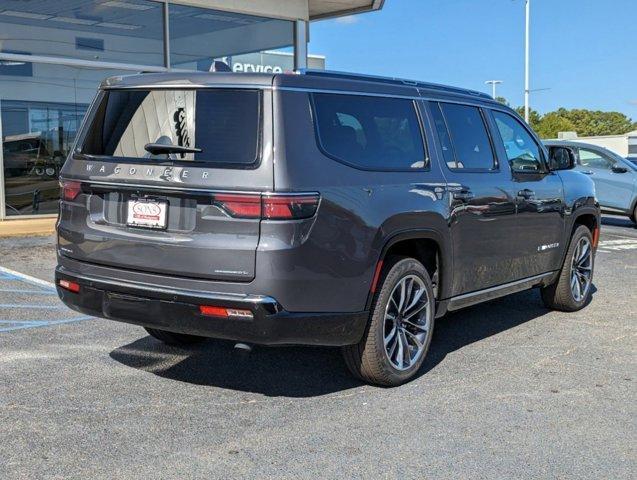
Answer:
312, 93, 427, 170
432, 102, 496, 171
81, 89, 261, 166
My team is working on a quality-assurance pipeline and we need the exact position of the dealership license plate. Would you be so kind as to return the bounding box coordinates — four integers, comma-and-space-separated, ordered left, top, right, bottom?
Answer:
126, 198, 167, 230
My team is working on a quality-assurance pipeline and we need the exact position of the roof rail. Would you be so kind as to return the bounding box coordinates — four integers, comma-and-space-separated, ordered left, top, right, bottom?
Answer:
298, 69, 493, 100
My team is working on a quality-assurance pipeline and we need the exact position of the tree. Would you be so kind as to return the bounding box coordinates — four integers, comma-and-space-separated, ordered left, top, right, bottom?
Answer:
495, 96, 509, 106
534, 112, 575, 139
514, 106, 542, 131
553, 108, 635, 136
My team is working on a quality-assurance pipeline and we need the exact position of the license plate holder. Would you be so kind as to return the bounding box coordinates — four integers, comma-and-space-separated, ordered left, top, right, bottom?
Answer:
126, 198, 168, 230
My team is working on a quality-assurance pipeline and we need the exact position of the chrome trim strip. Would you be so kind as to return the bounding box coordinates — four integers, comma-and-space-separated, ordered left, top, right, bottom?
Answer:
65, 178, 318, 197
57, 266, 279, 306
447, 272, 554, 308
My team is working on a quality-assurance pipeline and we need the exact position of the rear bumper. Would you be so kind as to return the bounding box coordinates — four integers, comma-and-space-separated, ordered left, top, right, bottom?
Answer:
55, 266, 368, 346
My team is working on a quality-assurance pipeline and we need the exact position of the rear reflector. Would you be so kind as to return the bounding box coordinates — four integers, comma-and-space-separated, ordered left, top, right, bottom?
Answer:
592, 224, 600, 248
199, 305, 254, 320
213, 193, 319, 220
58, 279, 80, 293
60, 181, 82, 201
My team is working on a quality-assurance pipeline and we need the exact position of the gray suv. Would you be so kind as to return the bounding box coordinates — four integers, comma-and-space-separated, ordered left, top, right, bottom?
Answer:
56, 70, 600, 386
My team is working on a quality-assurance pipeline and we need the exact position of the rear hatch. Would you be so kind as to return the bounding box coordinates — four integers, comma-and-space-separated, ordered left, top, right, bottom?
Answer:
58, 76, 274, 282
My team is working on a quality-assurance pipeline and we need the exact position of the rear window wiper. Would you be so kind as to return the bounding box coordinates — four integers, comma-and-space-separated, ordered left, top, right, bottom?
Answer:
144, 143, 202, 155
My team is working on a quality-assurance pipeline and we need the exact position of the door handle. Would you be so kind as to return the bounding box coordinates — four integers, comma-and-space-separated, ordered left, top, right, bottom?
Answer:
452, 190, 475, 202
517, 189, 535, 199
581, 170, 594, 175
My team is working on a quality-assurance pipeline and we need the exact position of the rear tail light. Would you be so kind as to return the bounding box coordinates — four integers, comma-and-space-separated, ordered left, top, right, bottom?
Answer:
213, 194, 261, 219
213, 193, 319, 220
60, 180, 82, 201
262, 194, 320, 220
58, 279, 80, 293
199, 305, 254, 320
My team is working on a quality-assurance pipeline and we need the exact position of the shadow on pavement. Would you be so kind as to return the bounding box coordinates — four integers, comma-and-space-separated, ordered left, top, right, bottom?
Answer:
110, 288, 571, 397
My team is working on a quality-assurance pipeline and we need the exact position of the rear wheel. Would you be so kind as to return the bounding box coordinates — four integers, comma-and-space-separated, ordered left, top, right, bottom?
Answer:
144, 327, 207, 346
541, 225, 594, 311
631, 204, 636, 225
342, 256, 435, 387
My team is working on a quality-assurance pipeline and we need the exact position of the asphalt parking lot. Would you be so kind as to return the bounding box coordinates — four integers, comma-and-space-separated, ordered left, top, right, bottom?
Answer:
1, 216, 635, 479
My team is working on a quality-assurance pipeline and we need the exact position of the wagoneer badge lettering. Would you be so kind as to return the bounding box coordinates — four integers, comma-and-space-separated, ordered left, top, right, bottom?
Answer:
84, 163, 212, 181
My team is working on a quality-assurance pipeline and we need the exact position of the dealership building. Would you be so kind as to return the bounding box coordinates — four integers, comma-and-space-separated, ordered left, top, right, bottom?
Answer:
0, 0, 381, 229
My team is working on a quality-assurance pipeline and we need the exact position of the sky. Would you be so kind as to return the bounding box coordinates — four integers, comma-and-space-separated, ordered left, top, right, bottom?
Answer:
309, 0, 637, 119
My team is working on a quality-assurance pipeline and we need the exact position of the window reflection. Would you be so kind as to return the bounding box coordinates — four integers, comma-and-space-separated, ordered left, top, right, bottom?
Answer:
1, 62, 125, 215
169, 5, 293, 71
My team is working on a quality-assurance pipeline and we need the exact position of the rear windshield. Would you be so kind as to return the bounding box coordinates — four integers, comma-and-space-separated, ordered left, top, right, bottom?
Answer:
80, 89, 261, 165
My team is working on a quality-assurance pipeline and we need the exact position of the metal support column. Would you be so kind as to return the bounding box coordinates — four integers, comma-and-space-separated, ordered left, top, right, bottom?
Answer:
294, 20, 308, 71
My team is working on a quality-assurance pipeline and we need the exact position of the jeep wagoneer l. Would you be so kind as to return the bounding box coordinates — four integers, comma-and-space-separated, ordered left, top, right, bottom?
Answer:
56, 70, 600, 386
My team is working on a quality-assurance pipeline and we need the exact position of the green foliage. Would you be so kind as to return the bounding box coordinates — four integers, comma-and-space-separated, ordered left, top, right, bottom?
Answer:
534, 112, 575, 139
551, 108, 635, 137
496, 101, 637, 139
514, 106, 542, 132
495, 96, 509, 106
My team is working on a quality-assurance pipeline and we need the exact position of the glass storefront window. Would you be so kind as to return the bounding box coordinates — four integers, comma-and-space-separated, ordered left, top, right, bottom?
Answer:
1, 62, 126, 216
0, 0, 165, 66
169, 5, 293, 71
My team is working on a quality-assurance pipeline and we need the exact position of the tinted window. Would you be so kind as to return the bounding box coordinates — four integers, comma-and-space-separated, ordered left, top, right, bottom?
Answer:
436, 103, 495, 171
492, 111, 543, 172
429, 102, 456, 168
578, 148, 614, 170
81, 89, 260, 165
313, 93, 427, 170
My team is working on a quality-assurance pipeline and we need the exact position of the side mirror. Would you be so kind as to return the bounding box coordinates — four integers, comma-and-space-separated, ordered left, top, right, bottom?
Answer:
612, 165, 629, 174
548, 146, 576, 171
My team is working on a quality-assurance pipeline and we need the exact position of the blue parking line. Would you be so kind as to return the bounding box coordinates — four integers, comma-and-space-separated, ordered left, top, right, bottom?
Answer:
0, 316, 93, 332
0, 304, 65, 309
0, 289, 57, 295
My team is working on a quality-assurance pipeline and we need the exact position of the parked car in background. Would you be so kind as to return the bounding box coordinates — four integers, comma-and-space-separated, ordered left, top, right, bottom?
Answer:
544, 140, 637, 223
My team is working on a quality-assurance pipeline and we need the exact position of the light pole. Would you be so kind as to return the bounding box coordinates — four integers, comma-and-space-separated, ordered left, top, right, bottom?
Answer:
485, 80, 503, 100
524, 0, 530, 123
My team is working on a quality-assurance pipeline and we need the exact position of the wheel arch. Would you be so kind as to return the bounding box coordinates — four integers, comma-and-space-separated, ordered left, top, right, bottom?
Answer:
365, 229, 452, 311
558, 205, 601, 272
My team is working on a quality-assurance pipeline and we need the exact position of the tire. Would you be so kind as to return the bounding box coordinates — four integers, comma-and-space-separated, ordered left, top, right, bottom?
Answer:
144, 327, 207, 346
541, 225, 594, 312
342, 256, 435, 387
630, 204, 636, 225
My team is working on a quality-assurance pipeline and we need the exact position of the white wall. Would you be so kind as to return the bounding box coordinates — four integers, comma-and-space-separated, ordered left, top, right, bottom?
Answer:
571, 135, 631, 157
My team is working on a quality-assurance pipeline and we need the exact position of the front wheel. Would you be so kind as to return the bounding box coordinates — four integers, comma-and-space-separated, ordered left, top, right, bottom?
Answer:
541, 225, 595, 311
342, 257, 435, 387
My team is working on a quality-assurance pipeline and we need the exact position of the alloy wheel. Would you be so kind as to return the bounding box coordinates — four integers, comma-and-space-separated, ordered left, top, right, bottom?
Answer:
383, 274, 432, 371
570, 237, 593, 302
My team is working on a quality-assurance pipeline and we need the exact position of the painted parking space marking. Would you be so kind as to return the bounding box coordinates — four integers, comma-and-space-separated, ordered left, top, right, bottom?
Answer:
597, 239, 637, 253
0, 266, 93, 333
0, 265, 55, 288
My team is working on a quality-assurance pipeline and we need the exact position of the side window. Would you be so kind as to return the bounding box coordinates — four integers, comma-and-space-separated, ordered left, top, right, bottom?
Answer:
436, 103, 496, 171
312, 93, 427, 170
578, 148, 614, 170
492, 111, 543, 173
429, 102, 456, 168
